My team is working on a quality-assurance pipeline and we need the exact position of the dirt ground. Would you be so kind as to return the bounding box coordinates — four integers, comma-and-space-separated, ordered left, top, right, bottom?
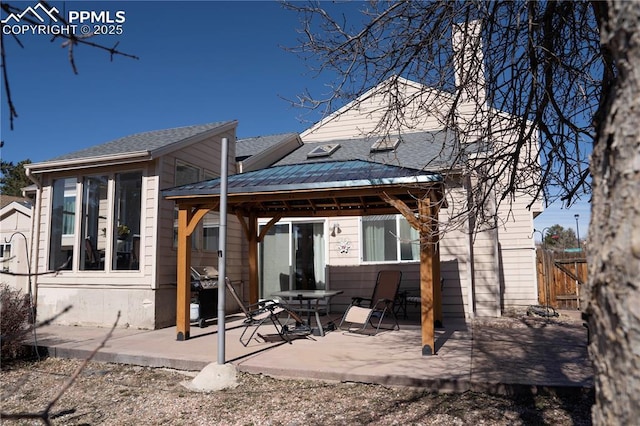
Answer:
1, 356, 593, 425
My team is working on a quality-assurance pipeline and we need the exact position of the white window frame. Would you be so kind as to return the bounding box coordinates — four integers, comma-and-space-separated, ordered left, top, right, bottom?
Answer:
360, 214, 420, 264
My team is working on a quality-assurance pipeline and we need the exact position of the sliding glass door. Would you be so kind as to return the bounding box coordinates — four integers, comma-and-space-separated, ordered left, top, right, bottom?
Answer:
259, 221, 326, 298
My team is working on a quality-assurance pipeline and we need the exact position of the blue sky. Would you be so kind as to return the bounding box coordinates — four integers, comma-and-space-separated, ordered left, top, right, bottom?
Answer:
0, 0, 590, 238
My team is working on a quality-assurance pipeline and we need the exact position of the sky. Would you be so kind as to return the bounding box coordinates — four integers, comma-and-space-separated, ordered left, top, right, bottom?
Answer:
0, 0, 590, 239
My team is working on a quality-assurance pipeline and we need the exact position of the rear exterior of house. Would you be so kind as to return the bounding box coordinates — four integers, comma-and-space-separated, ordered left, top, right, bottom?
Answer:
254, 76, 542, 320
25, 121, 244, 329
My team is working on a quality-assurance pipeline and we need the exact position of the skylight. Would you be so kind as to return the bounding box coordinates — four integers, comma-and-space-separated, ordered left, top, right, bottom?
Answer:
370, 136, 401, 152
307, 143, 341, 158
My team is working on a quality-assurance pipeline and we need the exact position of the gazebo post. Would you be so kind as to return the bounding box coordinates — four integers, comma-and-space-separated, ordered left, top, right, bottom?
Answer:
176, 205, 211, 341
247, 211, 259, 304
418, 198, 435, 355
176, 206, 192, 341
432, 197, 443, 327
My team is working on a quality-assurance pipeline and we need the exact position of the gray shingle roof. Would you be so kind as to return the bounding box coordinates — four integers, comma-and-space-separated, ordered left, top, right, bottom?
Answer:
274, 130, 462, 171
45, 121, 233, 162
0, 195, 32, 209
236, 133, 298, 159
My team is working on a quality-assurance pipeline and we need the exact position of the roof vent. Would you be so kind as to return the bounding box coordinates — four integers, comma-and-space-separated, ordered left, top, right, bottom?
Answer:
370, 136, 400, 152
307, 143, 340, 158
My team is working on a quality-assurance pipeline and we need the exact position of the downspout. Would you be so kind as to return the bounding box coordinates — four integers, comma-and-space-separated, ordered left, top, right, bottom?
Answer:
464, 174, 476, 319
25, 167, 42, 318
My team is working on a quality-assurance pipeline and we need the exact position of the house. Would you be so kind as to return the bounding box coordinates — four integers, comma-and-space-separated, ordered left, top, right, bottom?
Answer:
0, 195, 33, 294
23, 19, 541, 336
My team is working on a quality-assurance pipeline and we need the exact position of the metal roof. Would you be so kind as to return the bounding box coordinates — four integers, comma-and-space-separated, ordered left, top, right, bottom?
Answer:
164, 160, 441, 196
163, 160, 443, 218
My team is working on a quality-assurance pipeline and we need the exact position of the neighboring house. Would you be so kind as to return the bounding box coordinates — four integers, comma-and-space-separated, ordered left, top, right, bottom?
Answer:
0, 195, 33, 294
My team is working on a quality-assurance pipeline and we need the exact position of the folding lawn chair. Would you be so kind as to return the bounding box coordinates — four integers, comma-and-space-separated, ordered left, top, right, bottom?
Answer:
339, 270, 402, 335
224, 278, 311, 346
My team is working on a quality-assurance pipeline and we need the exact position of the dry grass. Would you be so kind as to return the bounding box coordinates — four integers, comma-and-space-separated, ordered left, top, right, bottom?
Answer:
2, 356, 593, 425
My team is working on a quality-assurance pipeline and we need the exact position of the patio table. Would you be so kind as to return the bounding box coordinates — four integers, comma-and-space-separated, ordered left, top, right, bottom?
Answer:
271, 290, 343, 336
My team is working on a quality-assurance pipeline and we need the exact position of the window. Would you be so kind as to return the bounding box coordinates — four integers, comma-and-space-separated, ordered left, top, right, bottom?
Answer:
176, 162, 200, 186
0, 243, 10, 258
307, 144, 340, 158
113, 172, 142, 270
202, 212, 219, 252
173, 161, 215, 250
48, 173, 143, 273
370, 136, 400, 152
49, 178, 77, 270
80, 176, 108, 271
362, 215, 419, 262
0, 243, 11, 272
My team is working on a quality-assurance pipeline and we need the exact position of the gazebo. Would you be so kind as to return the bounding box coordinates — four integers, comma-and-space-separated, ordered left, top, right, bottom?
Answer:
163, 159, 445, 355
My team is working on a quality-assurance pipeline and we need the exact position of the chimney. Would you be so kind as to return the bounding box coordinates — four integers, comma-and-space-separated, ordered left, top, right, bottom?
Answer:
452, 20, 486, 143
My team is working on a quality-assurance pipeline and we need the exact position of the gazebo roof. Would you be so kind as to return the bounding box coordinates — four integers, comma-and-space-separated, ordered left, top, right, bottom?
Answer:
163, 160, 443, 218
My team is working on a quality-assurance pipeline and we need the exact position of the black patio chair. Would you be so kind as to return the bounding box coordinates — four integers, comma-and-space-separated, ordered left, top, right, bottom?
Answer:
224, 278, 311, 346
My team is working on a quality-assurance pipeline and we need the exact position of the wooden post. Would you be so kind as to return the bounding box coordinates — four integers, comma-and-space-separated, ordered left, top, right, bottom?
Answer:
247, 211, 259, 304
175, 205, 210, 341
432, 195, 443, 328
419, 198, 435, 355
176, 206, 192, 341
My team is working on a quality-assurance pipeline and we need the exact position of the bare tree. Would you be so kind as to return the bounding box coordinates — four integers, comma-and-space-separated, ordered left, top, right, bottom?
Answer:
0, 1, 138, 129
286, 0, 637, 422
287, 1, 597, 209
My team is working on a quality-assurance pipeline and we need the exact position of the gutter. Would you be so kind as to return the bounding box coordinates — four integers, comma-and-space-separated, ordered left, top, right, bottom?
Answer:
26, 151, 152, 174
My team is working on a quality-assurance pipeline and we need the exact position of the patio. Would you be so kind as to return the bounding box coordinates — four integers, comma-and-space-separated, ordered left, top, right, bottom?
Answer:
30, 311, 592, 393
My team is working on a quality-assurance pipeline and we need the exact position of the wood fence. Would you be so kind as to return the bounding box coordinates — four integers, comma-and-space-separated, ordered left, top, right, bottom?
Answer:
536, 248, 588, 310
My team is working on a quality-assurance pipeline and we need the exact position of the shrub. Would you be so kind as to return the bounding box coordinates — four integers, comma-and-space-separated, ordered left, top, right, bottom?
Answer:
1, 284, 31, 361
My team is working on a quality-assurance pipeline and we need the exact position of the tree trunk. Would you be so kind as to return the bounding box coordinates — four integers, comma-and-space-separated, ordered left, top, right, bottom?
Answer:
587, 1, 640, 423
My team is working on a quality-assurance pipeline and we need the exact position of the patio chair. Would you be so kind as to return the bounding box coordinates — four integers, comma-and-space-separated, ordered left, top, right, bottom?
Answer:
223, 278, 311, 346
339, 270, 402, 335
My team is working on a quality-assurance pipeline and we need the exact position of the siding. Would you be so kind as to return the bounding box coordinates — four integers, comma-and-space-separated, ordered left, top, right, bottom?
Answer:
302, 80, 452, 142
155, 129, 241, 327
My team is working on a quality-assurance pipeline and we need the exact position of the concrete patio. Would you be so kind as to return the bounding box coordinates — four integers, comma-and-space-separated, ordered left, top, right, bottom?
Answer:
28, 311, 593, 394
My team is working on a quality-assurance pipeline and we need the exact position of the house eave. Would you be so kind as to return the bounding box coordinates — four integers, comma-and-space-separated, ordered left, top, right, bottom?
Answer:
26, 151, 153, 174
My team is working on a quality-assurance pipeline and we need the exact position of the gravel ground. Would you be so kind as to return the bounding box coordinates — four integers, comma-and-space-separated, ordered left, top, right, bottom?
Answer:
2, 356, 593, 425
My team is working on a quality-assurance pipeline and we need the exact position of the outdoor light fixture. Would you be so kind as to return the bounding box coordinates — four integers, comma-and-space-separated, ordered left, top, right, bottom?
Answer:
330, 223, 342, 237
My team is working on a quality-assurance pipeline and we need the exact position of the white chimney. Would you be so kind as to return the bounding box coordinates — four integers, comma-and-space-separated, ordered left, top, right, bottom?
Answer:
452, 19, 486, 143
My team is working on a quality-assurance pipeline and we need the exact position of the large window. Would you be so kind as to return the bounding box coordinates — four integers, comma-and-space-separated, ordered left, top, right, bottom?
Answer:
113, 172, 142, 270
48, 172, 142, 272
80, 176, 108, 270
362, 215, 420, 262
49, 178, 77, 270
